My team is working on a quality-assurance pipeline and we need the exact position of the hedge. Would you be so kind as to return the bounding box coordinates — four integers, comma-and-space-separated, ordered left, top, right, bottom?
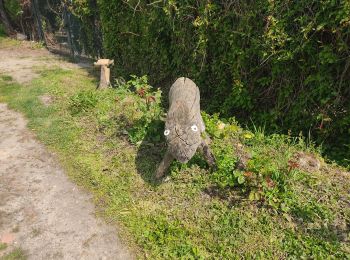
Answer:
72, 0, 350, 165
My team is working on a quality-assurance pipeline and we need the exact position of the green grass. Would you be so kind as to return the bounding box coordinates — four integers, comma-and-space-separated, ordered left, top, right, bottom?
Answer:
1, 248, 26, 260
0, 35, 20, 48
0, 243, 7, 251
1, 75, 13, 81
0, 67, 349, 259
0, 34, 42, 49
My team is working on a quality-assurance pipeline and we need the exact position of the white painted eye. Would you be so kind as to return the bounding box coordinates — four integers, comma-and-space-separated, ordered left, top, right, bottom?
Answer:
164, 129, 170, 136
191, 125, 198, 132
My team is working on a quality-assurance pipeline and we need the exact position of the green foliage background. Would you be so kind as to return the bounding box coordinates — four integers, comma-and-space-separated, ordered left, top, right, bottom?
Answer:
3, 0, 21, 21
70, 0, 104, 57
71, 0, 350, 165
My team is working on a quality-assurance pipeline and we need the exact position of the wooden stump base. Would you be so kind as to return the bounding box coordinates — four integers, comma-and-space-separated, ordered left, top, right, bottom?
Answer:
94, 59, 114, 89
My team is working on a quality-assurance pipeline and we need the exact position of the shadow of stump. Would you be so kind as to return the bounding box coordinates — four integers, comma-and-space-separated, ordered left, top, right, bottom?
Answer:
135, 120, 215, 185
135, 119, 166, 185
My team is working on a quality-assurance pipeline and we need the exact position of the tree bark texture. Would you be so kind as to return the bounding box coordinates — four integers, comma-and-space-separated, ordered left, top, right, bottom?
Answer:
0, 0, 13, 34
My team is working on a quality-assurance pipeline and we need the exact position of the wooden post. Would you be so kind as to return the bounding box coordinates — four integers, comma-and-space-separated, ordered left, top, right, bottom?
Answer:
94, 59, 114, 89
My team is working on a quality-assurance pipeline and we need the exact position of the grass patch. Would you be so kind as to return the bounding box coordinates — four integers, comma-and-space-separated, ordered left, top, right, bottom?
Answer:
0, 36, 20, 48
0, 35, 43, 49
0, 67, 349, 259
1, 75, 13, 81
1, 248, 26, 260
0, 243, 7, 251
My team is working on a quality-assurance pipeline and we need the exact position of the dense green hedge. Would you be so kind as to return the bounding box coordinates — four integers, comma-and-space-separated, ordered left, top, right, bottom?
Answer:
72, 0, 350, 165
70, 0, 103, 57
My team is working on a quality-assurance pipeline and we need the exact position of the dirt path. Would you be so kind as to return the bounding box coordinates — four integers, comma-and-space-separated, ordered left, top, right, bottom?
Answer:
0, 43, 89, 84
0, 43, 133, 259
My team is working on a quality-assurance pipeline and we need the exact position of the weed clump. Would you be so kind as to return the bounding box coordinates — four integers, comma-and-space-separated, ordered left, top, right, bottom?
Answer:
114, 75, 163, 144
69, 90, 100, 115
201, 112, 326, 214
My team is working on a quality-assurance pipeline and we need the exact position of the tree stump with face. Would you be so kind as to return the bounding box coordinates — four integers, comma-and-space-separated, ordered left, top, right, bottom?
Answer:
156, 77, 216, 180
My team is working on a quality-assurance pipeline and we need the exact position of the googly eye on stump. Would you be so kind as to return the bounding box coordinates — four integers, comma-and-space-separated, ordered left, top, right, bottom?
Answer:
191, 125, 198, 132
164, 129, 170, 136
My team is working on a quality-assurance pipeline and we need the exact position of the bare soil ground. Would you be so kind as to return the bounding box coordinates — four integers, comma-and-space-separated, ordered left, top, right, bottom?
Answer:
0, 43, 89, 84
0, 43, 133, 259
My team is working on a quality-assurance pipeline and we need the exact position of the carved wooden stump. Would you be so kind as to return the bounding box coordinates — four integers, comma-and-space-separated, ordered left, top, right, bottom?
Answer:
94, 59, 114, 89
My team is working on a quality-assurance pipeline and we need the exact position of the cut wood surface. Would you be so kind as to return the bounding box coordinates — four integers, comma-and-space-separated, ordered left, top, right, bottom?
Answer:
94, 59, 114, 89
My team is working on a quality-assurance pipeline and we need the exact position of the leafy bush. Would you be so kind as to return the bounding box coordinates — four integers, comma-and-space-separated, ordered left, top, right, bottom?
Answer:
69, 90, 99, 115
71, 0, 350, 167
69, 0, 103, 57
115, 75, 164, 144
202, 112, 320, 212
3, 0, 21, 22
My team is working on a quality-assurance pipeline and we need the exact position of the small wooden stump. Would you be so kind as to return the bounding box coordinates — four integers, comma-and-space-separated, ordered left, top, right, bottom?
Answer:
94, 59, 114, 89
